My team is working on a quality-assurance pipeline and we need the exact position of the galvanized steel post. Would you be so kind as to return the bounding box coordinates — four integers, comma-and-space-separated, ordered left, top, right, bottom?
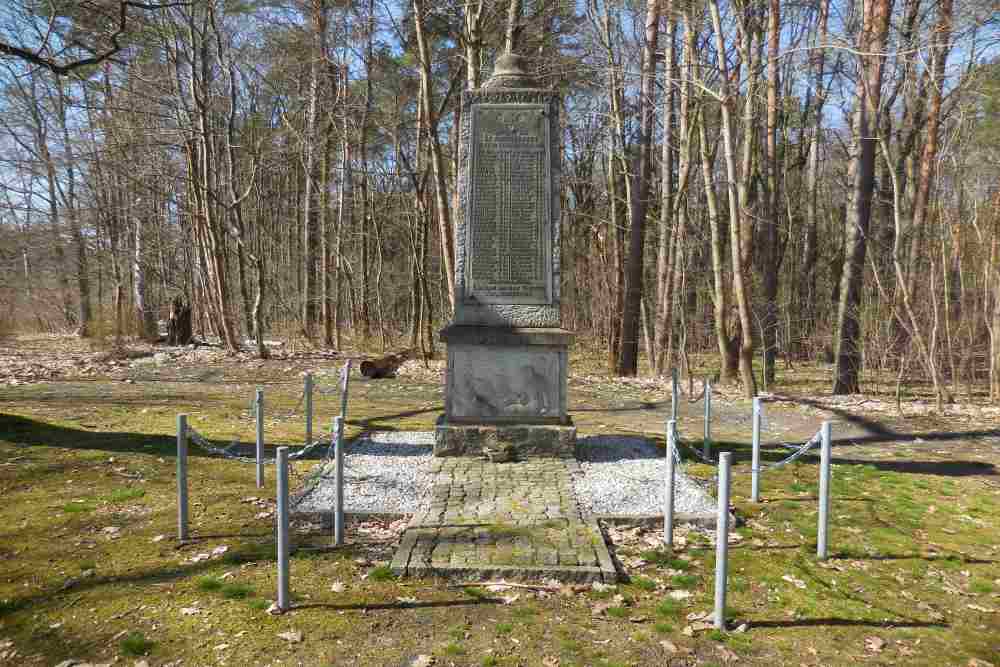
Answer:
714, 452, 731, 631
817, 421, 832, 560
255, 388, 264, 488
664, 419, 677, 549
334, 415, 345, 546
276, 446, 290, 611
751, 397, 762, 502
304, 373, 313, 447
177, 414, 188, 542
703, 377, 712, 460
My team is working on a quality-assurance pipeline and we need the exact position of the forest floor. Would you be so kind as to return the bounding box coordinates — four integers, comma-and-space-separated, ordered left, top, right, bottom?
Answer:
1, 334, 998, 667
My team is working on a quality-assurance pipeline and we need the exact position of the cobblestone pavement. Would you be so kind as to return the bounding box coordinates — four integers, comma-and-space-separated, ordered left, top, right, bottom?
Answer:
391, 458, 617, 582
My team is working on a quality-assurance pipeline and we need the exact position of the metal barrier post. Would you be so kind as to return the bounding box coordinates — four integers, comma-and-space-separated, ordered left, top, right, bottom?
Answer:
276, 447, 290, 611
664, 419, 677, 549
751, 397, 762, 502
671, 368, 678, 422
177, 414, 189, 542
339, 360, 352, 422
703, 377, 712, 460
817, 421, 832, 560
304, 373, 313, 447
714, 452, 731, 630
255, 388, 264, 488
334, 415, 345, 546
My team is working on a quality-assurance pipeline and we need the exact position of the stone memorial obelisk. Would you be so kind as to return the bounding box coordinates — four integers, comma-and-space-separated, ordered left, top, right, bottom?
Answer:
435, 52, 575, 460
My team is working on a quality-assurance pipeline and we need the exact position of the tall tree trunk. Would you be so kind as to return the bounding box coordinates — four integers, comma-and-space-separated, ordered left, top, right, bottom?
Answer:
653, 4, 676, 376
760, 0, 782, 385
616, 0, 660, 376
709, 0, 756, 396
832, 0, 894, 394
56, 80, 92, 337
413, 0, 456, 309
300, 0, 328, 339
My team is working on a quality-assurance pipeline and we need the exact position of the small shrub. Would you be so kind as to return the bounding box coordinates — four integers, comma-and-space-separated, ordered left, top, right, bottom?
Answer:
120, 632, 154, 657
653, 621, 673, 634
606, 606, 630, 619
706, 629, 726, 642
221, 583, 254, 599
971, 581, 994, 594
0, 598, 25, 616
462, 586, 486, 599
107, 487, 145, 502
671, 574, 698, 588
62, 502, 95, 514
495, 622, 513, 635
196, 576, 223, 592
655, 599, 682, 618
368, 565, 395, 582
444, 642, 466, 656
631, 576, 657, 592
78, 560, 97, 572
248, 599, 269, 610
482, 656, 499, 667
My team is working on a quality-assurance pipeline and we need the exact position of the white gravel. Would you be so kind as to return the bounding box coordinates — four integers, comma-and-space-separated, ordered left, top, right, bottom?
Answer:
293, 431, 716, 518
292, 431, 435, 514
573, 435, 716, 517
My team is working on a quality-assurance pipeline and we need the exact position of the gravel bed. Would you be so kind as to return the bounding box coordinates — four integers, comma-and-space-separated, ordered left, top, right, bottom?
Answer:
573, 435, 716, 516
292, 431, 434, 514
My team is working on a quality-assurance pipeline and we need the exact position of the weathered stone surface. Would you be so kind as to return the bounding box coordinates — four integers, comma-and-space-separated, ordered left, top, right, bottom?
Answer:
391, 458, 618, 583
445, 342, 568, 423
454, 87, 562, 328
434, 422, 577, 459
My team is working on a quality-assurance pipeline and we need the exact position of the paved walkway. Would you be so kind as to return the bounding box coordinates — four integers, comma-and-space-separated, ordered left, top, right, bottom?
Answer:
390, 458, 617, 582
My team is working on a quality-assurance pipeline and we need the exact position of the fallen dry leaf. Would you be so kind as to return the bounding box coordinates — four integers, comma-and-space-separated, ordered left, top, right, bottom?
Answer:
865, 636, 886, 653
330, 581, 346, 593
408, 654, 434, 667
277, 630, 303, 643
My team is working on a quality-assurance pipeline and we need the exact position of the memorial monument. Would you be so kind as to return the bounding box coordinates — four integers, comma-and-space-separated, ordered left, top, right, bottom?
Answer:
434, 52, 576, 460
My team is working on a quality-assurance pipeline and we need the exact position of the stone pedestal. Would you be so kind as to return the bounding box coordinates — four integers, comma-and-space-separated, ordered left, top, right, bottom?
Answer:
435, 325, 575, 459
436, 53, 574, 461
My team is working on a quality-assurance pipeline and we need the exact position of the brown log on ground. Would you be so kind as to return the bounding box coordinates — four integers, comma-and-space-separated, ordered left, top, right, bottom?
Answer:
360, 350, 412, 379
167, 296, 193, 346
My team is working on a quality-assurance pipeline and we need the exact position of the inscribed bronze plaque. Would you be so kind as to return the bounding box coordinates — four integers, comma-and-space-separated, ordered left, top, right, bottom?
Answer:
466, 104, 551, 304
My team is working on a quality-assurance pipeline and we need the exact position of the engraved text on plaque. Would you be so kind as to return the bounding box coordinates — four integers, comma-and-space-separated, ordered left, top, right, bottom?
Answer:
466, 104, 551, 304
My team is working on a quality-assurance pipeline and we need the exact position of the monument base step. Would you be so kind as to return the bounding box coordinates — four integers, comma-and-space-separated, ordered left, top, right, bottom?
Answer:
434, 420, 577, 460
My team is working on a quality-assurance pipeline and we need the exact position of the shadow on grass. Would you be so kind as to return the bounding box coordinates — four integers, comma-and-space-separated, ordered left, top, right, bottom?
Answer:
750, 618, 948, 629
291, 598, 502, 613
676, 439, 997, 477
0, 412, 437, 461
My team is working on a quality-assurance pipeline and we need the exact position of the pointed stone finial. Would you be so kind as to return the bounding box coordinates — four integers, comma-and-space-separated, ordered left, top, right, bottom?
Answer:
483, 51, 536, 89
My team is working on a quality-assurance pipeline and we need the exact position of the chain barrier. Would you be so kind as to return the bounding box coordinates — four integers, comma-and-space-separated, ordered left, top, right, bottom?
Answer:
186, 423, 334, 464
754, 429, 823, 472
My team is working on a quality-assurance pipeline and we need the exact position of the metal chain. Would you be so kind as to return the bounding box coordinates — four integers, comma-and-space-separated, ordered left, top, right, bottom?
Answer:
754, 430, 822, 472
186, 423, 335, 465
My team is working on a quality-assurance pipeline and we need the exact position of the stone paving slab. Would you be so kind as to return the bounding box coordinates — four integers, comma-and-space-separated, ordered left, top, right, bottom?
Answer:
392, 458, 618, 582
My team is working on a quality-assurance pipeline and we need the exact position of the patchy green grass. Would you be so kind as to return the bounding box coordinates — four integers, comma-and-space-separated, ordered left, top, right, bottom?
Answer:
630, 576, 658, 591
220, 583, 254, 599
107, 486, 145, 502
0, 342, 998, 666
120, 632, 154, 657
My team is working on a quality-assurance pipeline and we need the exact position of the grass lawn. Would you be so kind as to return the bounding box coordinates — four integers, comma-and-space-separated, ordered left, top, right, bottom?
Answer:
0, 335, 998, 666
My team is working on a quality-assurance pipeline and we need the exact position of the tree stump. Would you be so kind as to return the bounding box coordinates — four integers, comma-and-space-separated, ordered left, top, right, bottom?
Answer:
167, 296, 193, 346
359, 350, 412, 379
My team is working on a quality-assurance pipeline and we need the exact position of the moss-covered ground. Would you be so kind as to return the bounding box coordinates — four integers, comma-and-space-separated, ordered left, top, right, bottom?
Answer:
0, 335, 998, 665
